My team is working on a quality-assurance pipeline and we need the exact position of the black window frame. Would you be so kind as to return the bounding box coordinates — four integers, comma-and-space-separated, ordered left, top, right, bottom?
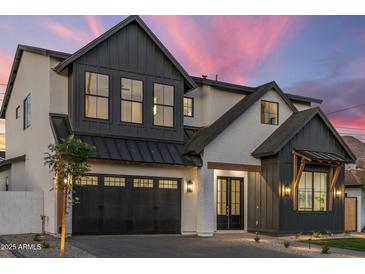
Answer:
260, 100, 279, 125
23, 94, 31, 130
153, 83, 175, 128
16, 105, 20, 120
183, 97, 194, 117
297, 171, 328, 212
84, 71, 110, 121
120, 77, 144, 125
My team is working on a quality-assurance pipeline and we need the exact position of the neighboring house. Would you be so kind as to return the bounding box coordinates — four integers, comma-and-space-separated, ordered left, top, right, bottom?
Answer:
345, 168, 365, 232
0, 15, 356, 236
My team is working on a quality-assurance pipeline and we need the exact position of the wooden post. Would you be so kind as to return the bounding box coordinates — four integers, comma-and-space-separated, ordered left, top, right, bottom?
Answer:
59, 185, 67, 258
328, 165, 341, 211
292, 156, 306, 210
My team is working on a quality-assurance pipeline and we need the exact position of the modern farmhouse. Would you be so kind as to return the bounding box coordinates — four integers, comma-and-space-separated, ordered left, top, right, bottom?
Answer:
0, 15, 356, 236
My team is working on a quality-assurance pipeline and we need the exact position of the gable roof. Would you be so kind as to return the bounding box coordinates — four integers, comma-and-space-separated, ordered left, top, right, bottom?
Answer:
345, 170, 362, 187
0, 45, 71, 118
184, 81, 298, 155
252, 107, 357, 161
191, 76, 323, 105
54, 15, 197, 91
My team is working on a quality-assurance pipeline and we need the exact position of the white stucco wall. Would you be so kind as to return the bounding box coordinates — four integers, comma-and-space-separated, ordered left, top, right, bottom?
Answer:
88, 162, 199, 234
204, 89, 294, 165
4, 52, 66, 234
293, 103, 311, 111
345, 187, 365, 232
184, 85, 245, 127
0, 191, 44, 235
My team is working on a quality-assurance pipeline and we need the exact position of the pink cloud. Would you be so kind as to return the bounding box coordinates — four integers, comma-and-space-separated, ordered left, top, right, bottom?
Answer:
0, 50, 13, 91
42, 18, 92, 45
85, 16, 105, 38
148, 16, 307, 85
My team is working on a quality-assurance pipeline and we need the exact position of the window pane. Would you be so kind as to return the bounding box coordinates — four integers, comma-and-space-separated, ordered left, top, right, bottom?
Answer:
164, 85, 174, 106
85, 72, 97, 95
98, 74, 109, 97
154, 83, 164, 104
154, 105, 164, 126
132, 80, 143, 102
104, 177, 125, 187
121, 78, 132, 100
121, 100, 132, 122
298, 172, 313, 211
163, 106, 173, 127
184, 97, 193, 117
261, 101, 278, 125
97, 97, 109, 119
85, 95, 97, 118
131, 102, 142, 123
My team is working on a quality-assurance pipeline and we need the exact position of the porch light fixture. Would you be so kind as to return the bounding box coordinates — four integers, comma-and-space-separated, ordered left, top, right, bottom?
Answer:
187, 180, 194, 193
335, 188, 342, 198
283, 185, 291, 197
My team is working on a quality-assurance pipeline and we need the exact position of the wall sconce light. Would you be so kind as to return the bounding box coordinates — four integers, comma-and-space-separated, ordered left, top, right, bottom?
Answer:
335, 189, 342, 198
187, 180, 194, 193
284, 185, 291, 197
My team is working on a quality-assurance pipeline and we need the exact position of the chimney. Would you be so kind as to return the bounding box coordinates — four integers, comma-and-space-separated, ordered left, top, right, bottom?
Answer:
215, 74, 218, 81
202, 75, 208, 79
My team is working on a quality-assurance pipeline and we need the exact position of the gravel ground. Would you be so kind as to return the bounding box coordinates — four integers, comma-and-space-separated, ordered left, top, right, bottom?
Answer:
0, 234, 94, 258
237, 232, 365, 258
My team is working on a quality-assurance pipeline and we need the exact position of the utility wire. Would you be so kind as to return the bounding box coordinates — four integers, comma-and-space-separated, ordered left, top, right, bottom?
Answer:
326, 103, 365, 115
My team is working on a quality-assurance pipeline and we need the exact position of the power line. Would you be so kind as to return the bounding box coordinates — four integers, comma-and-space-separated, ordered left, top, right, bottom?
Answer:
326, 103, 365, 115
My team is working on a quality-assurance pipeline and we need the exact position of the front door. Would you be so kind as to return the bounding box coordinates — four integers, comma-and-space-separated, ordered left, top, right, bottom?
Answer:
216, 177, 244, 230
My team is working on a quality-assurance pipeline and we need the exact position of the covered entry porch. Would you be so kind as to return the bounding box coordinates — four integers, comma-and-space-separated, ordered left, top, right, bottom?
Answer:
196, 162, 260, 236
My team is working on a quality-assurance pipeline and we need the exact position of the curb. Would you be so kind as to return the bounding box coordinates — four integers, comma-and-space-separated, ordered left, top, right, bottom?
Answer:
0, 236, 26, 258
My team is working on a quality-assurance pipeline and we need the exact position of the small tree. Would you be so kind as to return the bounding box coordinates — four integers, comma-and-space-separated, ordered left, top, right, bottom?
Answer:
44, 134, 95, 257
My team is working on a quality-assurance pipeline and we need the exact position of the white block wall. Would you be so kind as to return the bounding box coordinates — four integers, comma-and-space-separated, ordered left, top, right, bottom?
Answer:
0, 191, 44, 235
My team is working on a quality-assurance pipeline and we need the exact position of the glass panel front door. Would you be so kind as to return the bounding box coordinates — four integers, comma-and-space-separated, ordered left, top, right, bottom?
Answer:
217, 177, 244, 230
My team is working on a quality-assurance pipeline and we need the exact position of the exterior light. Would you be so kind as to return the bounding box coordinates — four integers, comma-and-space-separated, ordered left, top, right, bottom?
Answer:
284, 185, 291, 197
187, 180, 193, 193
335, 189, 342, 198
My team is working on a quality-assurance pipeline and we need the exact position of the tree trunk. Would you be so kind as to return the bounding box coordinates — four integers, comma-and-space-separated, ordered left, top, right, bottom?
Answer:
59, 187, 68, 257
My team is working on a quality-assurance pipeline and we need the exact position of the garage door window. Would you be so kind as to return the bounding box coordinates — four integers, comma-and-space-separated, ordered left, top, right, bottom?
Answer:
77, 176, 98, 186
133, 178, 153, 188
104, 177, 125, 187
159, 179, 178, 189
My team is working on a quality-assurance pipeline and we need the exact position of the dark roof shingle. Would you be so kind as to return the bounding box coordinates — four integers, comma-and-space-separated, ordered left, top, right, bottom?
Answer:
184, 81, 298, 155
252, 107, 356, 161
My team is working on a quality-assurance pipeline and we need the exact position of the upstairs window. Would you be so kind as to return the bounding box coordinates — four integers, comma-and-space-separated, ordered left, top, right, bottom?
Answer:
153, 83, 174, 127
184, 97, 194, 117
85, 72, 109, 120
298, 171, 328, 212
121, 78, 143, 124
261, 100, 278, 125
23, 95, 31, 129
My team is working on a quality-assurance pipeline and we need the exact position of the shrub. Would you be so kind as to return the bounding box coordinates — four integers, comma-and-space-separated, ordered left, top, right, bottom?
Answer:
295, 232, 303, 239
325, 230, 332, 237
321, 245, 330, 254
344, 230, 351, 235
33, 234, 42, 242
283, 241, 290, 248
312, 231, 321, 238
42, 241, 50, 249
254, 232, 260, 243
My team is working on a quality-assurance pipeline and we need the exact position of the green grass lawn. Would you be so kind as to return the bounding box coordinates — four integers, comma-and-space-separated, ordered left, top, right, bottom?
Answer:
307, 238, 365, 252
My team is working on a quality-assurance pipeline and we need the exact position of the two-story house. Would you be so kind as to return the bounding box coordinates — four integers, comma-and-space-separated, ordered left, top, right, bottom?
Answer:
0, 16, 356, 236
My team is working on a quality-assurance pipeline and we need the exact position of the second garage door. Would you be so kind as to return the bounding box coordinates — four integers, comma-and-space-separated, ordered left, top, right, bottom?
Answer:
72, 175, 181, 234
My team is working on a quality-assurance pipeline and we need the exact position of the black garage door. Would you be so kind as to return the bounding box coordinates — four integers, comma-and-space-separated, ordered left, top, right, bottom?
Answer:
72, 175, 181, 234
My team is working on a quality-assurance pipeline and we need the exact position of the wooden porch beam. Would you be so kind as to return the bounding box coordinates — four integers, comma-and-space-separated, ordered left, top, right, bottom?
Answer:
292, 152, 307, 210
329, 165, 341, 210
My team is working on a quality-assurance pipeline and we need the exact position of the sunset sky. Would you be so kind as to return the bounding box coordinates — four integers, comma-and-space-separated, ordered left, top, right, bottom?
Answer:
0, 16, 365, 140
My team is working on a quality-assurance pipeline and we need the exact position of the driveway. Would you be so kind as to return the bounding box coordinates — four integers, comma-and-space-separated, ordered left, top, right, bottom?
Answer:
70, 234, 306, 258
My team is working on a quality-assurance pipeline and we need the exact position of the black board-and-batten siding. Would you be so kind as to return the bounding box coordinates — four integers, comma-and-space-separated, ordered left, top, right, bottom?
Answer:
248, 115, 348, 234
68, 21, 186, 143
